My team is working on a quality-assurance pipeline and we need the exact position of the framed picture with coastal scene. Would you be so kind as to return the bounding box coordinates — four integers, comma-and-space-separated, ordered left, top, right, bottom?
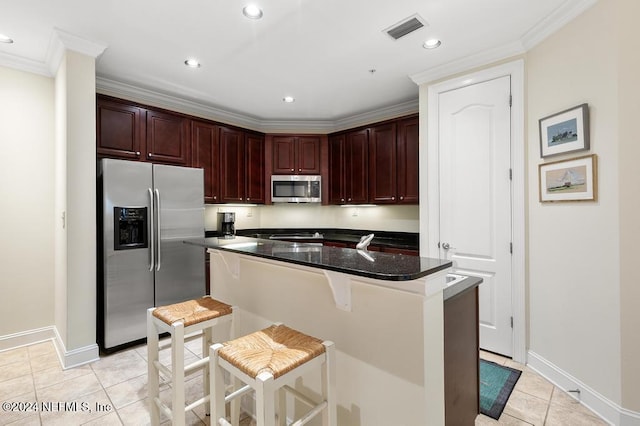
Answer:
539, 154, 597, 202
539, 103, 589, 158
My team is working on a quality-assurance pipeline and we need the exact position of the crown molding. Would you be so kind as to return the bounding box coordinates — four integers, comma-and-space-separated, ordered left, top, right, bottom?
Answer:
410, 40, 526, 86
96, 76, 418, 133
46, 28, 107, 75
410, 0, 598, 86
0, 51, 51, 77
521, 0, 598, 50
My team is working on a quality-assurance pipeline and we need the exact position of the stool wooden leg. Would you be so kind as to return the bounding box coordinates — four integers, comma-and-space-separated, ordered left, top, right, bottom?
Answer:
276, 387, 286, 426
256, 372, 276, 426
203, 326, 213, 416
322, 341, 337, 426
172, 321, 186, 426
147, 309, 161, 426
210, 343, 227, 426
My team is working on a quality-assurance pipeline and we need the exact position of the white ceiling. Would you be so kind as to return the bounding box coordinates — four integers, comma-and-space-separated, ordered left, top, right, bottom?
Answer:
1, 0, 595, 130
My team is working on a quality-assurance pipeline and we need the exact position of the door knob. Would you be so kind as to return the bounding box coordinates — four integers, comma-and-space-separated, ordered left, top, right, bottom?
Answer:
442, 242, 450, 250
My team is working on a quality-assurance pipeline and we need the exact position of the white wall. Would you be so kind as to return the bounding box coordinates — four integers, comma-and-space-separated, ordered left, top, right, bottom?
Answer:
527, 0, 622, 407
0, 66, 55, 336
58, 50, 98, 352
205, 204, 420, 233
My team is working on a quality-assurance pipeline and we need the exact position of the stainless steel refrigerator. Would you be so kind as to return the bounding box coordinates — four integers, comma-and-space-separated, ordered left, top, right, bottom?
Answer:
98, 158, 205, 352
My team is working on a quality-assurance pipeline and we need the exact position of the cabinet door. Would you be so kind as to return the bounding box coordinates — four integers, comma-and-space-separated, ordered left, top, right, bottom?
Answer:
296, 136, 321, 174
368, 123, 397, 203
245, 133, 265, 203
192, 120, 220, 203
397, 117, 419, 204
328, 134, 346, 204
97, 97, 145, 160
219, 126, 246, 203
272, 136, 296, 174
345, 129, 368, 204
146, 109, 190, 165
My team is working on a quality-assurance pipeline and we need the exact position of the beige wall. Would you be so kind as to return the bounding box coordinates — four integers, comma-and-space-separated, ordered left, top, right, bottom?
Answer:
616, 0, 640, 413
0, 66, 55, 335
527, 0, 640, 411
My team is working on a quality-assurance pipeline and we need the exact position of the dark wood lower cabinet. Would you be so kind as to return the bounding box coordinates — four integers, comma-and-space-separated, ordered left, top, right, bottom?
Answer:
444, 286, 480, 426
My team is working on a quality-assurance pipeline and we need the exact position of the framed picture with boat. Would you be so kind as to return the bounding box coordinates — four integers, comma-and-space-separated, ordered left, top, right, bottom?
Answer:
539, 103, 589, 158
539, 154, 597, 202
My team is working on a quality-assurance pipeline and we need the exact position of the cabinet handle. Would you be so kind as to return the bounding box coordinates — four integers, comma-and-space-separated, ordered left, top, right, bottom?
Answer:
148, 153, 152, 157
392, 196, 395, 200
298, 168, 301, 172
400, 196, 404, 200
136, 151, 140, 156
247, 198, 250, 201
341, 198, 345, 202
291, 168, 294, 172
213, 196, 217, 200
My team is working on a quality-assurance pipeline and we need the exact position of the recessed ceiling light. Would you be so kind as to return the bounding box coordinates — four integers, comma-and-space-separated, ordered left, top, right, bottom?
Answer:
184, 59, 201, 68
283, 96, 295, 103
0, 34, 14, 44
423, 39, 441, 49
243, 4, 263, 19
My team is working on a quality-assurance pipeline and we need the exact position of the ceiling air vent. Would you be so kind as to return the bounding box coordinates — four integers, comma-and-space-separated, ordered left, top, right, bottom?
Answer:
385, 15, 426, 40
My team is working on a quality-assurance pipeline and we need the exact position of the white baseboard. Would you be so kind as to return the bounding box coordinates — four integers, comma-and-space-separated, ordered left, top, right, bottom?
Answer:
52, 327, 100, 370
0, 326, 56, 352
528, 351, 640, 426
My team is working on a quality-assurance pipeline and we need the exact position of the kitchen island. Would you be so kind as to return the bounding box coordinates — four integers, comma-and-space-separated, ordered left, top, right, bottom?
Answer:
187, 236, 478, 425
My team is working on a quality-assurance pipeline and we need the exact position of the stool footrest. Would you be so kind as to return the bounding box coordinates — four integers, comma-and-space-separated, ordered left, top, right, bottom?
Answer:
291, 400, 328, 426
218, 418, 232, 426
224, 384, 252, 403
185, 394, 210, 412
283, 385, 315, 408
153, 396, 173, 419
153, 360, 171, 379
184, 357, 209, 375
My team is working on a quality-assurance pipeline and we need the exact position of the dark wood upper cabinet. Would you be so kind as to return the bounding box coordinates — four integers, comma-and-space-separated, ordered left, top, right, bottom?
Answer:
328, 134, 346, 204
219, 126, 246, 203
146, 109, 190, 165
272, 135, 321, 174
219, 127, 265, 204
328, 130, 368, 205
97, 97, 145, 160
368, 122, 397, 204
191, 120, 220, 203
245, 133, 265, 203
344, 129, 369, 204
397, 117, 419, 204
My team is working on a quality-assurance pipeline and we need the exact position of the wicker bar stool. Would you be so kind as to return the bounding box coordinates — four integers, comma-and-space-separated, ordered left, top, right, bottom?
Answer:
210, 324, 336, 426
147, 296, 234, 426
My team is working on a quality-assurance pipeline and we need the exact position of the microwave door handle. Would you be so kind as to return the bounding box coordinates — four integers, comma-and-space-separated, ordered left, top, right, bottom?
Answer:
154, 188, 161, 271
148, 188, 155, 272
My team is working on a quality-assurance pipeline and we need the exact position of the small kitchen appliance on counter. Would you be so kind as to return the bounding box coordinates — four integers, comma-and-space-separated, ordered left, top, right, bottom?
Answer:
217, 212, 236, 237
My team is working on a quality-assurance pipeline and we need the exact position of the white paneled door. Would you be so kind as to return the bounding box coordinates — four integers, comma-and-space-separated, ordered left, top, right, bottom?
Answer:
437, 76, 513, 356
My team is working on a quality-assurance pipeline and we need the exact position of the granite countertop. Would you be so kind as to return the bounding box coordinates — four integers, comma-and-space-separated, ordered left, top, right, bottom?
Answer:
205, 228, 419, 251
188, 236, 450, 282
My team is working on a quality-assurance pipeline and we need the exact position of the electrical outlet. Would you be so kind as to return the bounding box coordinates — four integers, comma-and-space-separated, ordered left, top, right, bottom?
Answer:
352, 208, 359, 217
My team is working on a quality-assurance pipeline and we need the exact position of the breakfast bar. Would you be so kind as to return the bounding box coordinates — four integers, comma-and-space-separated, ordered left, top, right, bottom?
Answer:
187, 236, 478, 425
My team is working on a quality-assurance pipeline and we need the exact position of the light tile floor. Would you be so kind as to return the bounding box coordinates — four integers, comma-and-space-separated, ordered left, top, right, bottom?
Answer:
475, 351, 607, 426
0, 340, 606, 425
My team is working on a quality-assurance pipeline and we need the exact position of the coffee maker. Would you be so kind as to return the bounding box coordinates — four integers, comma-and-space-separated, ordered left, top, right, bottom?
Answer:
217, 212, 236, 238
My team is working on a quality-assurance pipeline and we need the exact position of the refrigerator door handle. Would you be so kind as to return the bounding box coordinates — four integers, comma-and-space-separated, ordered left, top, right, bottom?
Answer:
154, 188, 162, 271
148, 188, 155, 272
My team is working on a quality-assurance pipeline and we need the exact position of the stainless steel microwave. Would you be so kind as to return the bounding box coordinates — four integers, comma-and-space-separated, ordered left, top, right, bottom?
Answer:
271, 175, 321, 203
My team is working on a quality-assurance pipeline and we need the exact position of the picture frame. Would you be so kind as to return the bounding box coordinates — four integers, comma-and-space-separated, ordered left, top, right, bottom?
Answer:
539, 103, 589, 158
539, 154, 597, 202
